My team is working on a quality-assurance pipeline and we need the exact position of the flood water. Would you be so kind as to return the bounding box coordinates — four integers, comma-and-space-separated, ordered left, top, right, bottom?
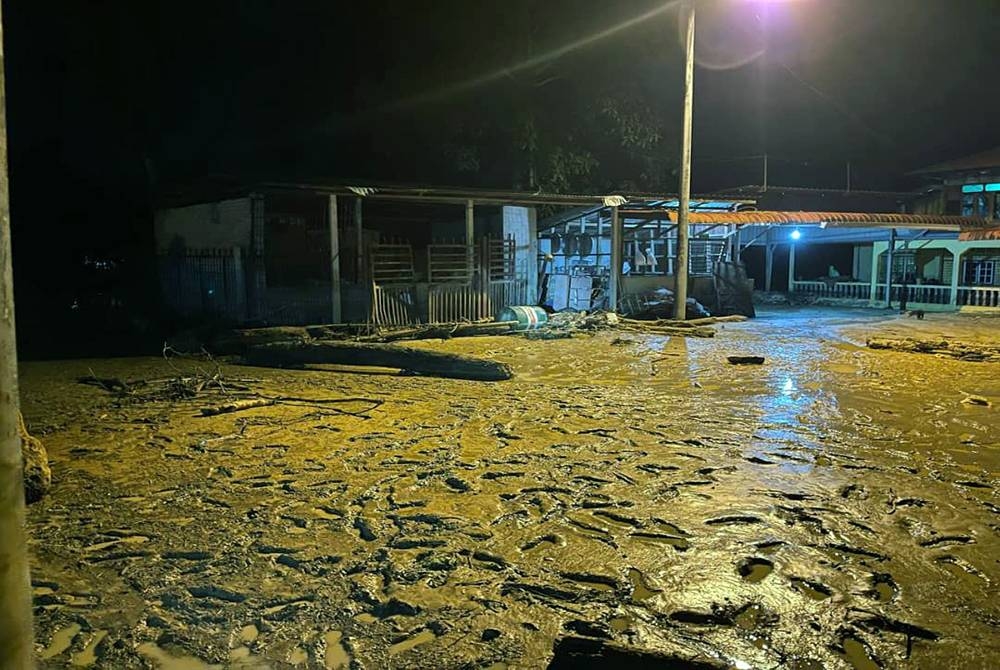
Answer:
19, 308, 999, 668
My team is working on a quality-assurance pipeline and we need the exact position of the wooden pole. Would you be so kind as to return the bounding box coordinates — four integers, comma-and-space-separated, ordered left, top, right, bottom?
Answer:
0, 2, 35, 663
328, 195, 341, 323
465, 199, 474, 287
610, 205, 622, 312
673, 0, 695, 320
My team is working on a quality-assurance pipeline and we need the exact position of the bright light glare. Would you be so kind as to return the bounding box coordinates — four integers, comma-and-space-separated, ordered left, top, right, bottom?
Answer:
790, 229, 802, 240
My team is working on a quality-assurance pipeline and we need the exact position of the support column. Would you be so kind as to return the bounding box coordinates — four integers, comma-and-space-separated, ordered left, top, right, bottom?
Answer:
788, 242, 797, 292
884, 228, 896, 308
0, 2, 35, 661
950, 248, 962, 307
868, 244, 879, 303
731, 225, 742, 263
354, 197, 363, 282
764, 242, 775, 292
328, 195, 341, 323
610, 206, 622, 312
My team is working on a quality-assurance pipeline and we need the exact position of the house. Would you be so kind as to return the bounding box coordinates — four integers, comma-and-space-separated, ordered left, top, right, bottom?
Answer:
153, 181, 605, 326
154, 175, 994, 327
777, 149, 1000, 310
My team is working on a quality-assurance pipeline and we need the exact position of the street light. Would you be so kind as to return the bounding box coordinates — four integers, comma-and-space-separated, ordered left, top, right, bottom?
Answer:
673, 0, 785, 319
673, 0, 696, 319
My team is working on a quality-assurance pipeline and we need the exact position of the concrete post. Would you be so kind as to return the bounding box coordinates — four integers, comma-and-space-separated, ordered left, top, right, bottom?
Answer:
788, 242, 796, 292
610, 206, 622, 312
328, 195, 341, 323
764, 243, 774, 292
0, 2, 36, 662
869, 241, 881, 303
884, 228, 896, 308
950, 248, 962, 307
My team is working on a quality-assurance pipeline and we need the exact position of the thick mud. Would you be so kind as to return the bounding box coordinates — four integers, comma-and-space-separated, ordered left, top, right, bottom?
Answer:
19, 308, 999, 669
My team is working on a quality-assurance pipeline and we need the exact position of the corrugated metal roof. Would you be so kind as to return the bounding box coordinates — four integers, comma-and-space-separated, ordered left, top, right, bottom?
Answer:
660, 210, 990, 230
959, 225, 1000, 241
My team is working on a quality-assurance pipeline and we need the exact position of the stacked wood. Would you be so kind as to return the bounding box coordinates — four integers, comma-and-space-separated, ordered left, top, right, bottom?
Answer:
866, 337, 1000, 363
244, 341, 514, 381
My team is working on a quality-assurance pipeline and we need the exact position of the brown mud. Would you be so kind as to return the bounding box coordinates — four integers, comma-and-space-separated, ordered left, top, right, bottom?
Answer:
19, 307, 999, 669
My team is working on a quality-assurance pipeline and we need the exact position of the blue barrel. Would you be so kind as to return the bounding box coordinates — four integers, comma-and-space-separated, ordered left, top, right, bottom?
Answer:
497, 305, 548, 331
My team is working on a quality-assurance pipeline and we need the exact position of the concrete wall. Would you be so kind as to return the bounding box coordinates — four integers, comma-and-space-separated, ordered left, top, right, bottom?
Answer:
854, 245, 873, 282
154, 198, 253, 253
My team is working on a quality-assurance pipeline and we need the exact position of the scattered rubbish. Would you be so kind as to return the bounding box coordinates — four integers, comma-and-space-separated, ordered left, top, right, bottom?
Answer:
867, 337, 1000, 363
497, 305, 548, 331
727, 355, 765, 365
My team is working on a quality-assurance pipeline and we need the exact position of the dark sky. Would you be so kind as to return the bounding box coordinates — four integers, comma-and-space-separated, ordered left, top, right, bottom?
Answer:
4, 0, 1000, 298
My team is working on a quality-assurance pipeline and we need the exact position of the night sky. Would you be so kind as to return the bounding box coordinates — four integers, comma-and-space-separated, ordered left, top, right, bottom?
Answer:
4, 0, 1000, 350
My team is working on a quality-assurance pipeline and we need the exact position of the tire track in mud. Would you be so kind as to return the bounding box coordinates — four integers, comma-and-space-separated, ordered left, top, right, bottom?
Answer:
20, 321, 1000, 668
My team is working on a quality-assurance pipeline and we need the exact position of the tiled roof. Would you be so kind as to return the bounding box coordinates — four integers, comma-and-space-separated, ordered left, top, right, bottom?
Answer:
959, 225, 1000, 241
659, 210, 991, 230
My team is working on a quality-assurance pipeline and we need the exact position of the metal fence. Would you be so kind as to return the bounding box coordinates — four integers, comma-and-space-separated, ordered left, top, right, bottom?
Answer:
158, 248, 248, 321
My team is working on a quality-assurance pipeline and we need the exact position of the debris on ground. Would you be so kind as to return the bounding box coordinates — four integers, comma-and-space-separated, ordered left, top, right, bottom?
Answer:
867, 337, 1000, 362
244, 340, 514, 381
621, 287, 711, 320
17, 411, 50, 504
727, 355, 766, 365
961, 395, 991, 407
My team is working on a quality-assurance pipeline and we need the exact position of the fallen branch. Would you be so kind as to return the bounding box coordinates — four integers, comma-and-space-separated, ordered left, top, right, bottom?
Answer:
200, 398, 276, 416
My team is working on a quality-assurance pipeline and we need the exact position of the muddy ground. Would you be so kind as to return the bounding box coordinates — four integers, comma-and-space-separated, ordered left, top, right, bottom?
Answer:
18, 307, 1000, 669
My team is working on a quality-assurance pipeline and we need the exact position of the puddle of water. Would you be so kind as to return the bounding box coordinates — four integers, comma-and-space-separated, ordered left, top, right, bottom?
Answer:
738, 557, 774, 584
628, 568, 660, 602
324, 630, 351, 669
791, 578, 832, 601
609, 616, 632, 632
872, 576, 897, 603
136, 642, 222, 669
71, 629, 107, 667
841, 636, 880, 670
388, 629, 436, 655
40, 623, 81, 660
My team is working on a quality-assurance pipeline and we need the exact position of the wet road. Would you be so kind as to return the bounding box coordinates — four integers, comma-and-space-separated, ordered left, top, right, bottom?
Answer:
18, 308, 1000, 668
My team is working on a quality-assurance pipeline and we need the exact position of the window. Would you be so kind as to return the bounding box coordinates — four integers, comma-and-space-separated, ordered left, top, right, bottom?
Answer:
962, 192, 988, 217
965, 260, 996, 286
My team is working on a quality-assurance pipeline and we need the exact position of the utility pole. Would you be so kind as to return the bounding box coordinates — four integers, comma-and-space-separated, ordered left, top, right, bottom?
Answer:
762, 153, 768, 192
0, 3, 36, 666
674, 0, 695, 320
